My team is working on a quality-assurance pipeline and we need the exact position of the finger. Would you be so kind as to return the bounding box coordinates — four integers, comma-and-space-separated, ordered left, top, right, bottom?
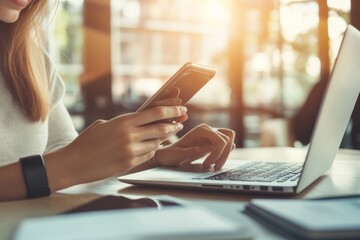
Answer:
159, 145, 212, 167
202, 130, 229, 168
155, 87, 182, 123
133, 122, 184, 141
173, 146, 205, 166
136, 106, 188, 126
213, 129, 236, 170
152, 97, 185, 123
197, 126, 227, 167
172, 113, 188, 123
153, 97, 182, 107
164, 87, 180, 99
181, 144, 214, 162
129, 139, 163, 157
179, 145, 214, 166
131, 150, 157, 167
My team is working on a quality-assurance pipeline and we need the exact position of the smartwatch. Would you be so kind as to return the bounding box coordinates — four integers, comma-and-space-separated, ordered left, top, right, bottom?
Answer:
19, 155, 51, 198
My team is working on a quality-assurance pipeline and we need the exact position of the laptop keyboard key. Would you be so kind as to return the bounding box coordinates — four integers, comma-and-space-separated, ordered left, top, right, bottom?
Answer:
202, 162, 303, 183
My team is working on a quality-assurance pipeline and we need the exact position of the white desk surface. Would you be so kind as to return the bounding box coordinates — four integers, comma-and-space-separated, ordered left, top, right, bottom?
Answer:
1, 147, 360, 240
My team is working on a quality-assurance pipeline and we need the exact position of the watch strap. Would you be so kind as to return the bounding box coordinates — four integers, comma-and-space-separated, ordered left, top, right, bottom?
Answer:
19, 155, 50, 198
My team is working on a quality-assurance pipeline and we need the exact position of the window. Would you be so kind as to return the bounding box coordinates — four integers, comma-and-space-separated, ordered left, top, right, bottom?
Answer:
111, 0, 232, 108
47, 0, 351, 146
47, 0, 84, 130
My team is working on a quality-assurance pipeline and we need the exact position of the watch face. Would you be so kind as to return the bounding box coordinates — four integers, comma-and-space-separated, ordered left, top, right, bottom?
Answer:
19, 155, 50, 198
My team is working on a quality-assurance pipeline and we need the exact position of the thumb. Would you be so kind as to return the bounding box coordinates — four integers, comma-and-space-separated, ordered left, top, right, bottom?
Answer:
175, 145, 214, 165
78, 119, 106, 136
156, 144, 214, 167
89, 119, 107, 128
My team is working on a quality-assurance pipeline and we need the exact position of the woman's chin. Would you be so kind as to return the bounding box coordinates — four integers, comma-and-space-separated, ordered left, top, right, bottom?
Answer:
0, 9, 21, 23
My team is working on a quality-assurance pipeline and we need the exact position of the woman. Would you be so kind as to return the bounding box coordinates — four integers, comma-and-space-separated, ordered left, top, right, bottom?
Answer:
0, 0, 235, 201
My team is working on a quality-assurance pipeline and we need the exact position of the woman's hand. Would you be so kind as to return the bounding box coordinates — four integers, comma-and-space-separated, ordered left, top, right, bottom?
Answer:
44, 105, 187, 189
154, 124, 236, 170
152, 87, 188, 123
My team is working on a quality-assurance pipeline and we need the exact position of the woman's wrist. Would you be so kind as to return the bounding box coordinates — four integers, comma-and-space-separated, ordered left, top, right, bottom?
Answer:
43, 148, 77, 192
19, 155, 50, 198
0, 162, 27, 201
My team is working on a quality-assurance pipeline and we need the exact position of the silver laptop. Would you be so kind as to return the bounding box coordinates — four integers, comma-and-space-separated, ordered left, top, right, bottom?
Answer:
118, 25, 360, 195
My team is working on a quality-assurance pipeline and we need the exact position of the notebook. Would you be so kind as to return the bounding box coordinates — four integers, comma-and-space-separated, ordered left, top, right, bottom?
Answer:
244, 195, 360, 239
118, 25, 360, 195
14, 207, 251, 240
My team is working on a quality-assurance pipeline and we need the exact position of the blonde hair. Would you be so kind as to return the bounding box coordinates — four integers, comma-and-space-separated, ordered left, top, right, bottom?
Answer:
0, 0, 50, 122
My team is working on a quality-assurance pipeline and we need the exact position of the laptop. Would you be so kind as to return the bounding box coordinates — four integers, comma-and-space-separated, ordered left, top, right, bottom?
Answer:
118, 25, 360, 195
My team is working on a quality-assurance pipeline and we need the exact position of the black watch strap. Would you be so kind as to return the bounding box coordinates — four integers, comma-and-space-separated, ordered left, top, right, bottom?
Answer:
19, 155, 50, 198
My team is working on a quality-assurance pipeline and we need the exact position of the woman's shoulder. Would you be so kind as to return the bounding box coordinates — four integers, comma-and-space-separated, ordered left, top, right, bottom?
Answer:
42, 47, 66, 108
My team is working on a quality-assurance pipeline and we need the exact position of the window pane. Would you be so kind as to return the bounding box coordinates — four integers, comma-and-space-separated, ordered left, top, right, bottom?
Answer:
111, 0, 232, 108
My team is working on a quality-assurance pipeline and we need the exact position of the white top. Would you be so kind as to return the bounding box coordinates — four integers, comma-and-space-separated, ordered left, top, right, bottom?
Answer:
0, 52, 78, 166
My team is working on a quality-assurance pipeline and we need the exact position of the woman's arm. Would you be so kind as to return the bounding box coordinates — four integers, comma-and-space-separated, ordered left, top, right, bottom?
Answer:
0, 147, 81, 201
0, 152, 73, 201
0, 162, 27, 201
0, 105, 186, 201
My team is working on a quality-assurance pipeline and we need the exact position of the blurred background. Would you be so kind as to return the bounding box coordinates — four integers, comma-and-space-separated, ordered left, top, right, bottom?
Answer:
46, 0, 360, 149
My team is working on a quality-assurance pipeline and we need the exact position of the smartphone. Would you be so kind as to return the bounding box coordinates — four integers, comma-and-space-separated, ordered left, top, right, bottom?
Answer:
62, 195, 182, 214
137, 62, 216, 112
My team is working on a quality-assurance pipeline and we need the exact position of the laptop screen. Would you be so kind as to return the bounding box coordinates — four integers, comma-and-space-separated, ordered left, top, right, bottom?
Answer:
297, 25, 360, 193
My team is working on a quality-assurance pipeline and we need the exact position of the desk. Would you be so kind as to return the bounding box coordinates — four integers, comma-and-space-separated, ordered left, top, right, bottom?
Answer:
1, 147, 360, 240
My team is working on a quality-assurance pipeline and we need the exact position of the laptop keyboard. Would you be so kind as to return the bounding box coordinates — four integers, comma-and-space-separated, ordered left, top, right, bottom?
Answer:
202, 162, 303, 183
